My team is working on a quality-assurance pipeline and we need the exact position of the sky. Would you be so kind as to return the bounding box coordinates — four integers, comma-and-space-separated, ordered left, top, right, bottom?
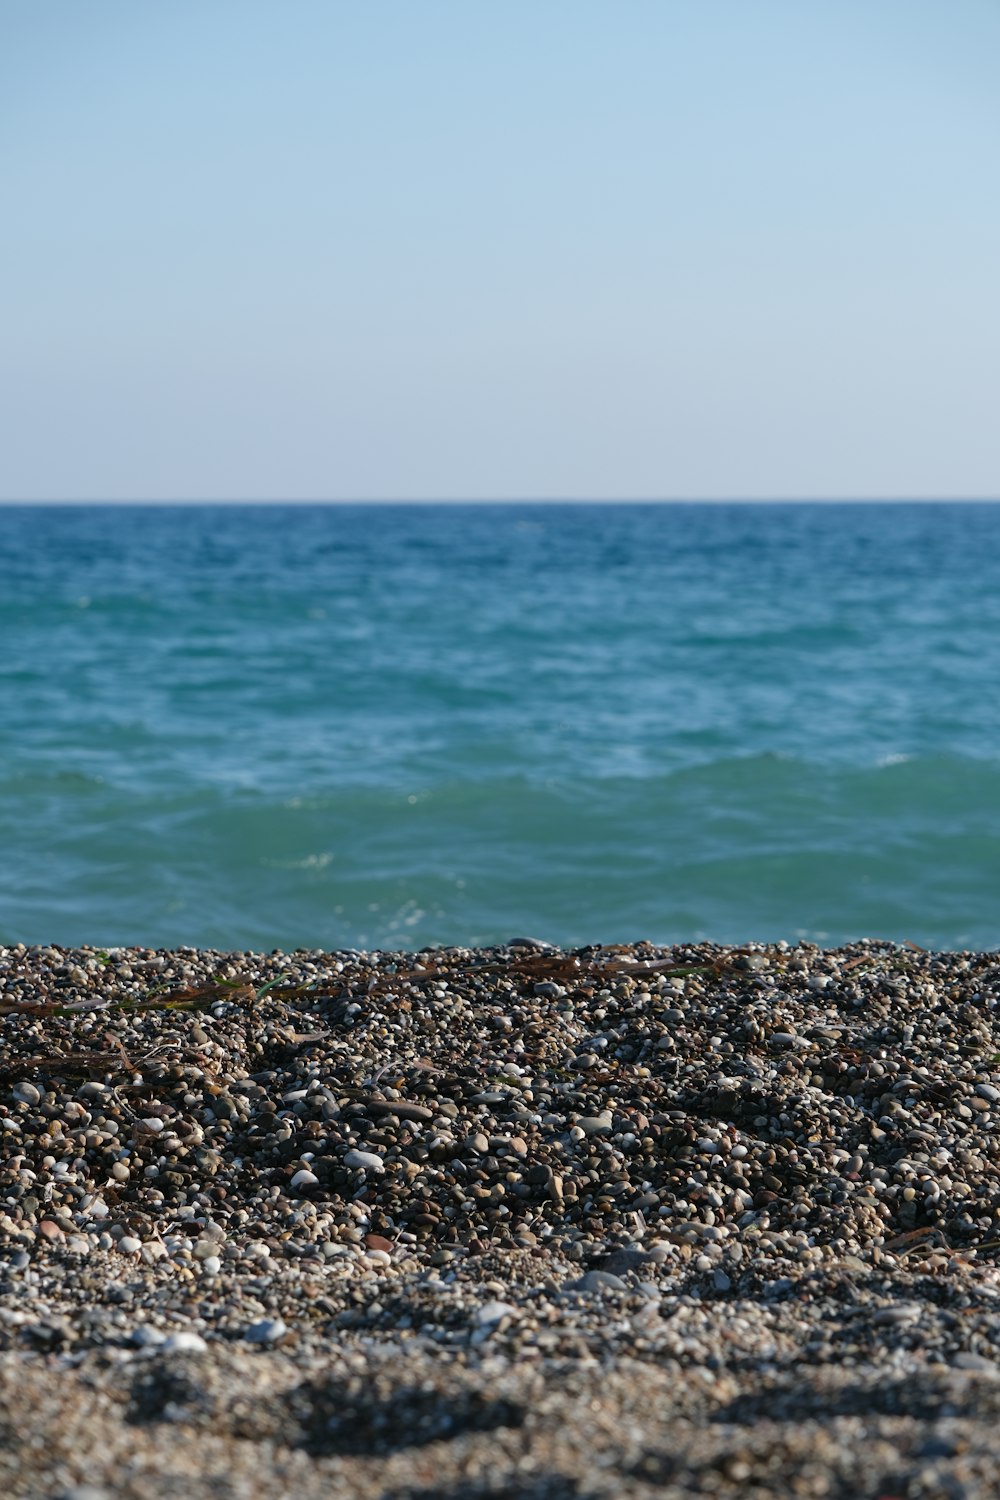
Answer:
3, 1, 999, 501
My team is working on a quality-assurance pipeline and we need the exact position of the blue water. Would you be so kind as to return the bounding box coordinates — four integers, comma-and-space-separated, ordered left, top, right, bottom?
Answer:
2, 502, 999, 952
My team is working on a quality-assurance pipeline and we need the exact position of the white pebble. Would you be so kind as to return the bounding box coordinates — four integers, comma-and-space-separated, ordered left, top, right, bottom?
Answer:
344, 1149, 385, 1173
290, 1168, 319, 1189
130, 1325, 166, 1347
475, 1299, 518, 1326
162, 1331, 208, 1353
118, 1236, 142, 1255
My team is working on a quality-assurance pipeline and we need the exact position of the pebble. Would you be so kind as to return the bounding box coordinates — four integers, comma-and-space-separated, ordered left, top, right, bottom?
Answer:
569, 1271, 629, 1293
289, 1168, 319, 1188
244, 1318, 288, 1344
474, 1299, 519, 1326
344, 1149, 385, 1173
161, 1332, 208, 1354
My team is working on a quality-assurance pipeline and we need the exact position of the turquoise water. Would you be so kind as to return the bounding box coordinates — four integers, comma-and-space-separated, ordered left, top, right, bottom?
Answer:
3, 502, 999, 952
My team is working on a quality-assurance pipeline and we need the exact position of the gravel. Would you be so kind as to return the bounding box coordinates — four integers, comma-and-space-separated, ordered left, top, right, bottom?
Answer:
1, 936, 1000, 1496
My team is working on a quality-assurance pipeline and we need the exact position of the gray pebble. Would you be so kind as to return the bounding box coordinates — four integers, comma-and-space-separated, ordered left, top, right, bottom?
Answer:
244, 1318, 287, 1343
953, 1352, 999, 1373
569, 1270, 628, 1293
344, 1149, 384, 1173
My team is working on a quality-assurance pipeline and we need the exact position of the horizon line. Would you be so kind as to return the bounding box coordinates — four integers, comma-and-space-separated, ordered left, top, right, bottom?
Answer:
3, 495, 1000, 506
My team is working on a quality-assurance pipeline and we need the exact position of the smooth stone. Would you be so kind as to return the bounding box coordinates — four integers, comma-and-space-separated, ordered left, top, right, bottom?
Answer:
366, 1099, 434, 1122
953, 1352, 999, 1373
364, 1233, 394, 1253
289, 1168, 319, 1188
474, 1299, 519, 1326
976, 1083, 1000, 1104
569, 1270, 628, 1293
130, 1325, 167, 1347
244, 1318, 288, 1343
873, 1304, 921, 1324
12, 1082, 40, 1106
576, 1114, 613, 1136
344, 1149, 385, 1173
162, 1331, 208, 1353
118, 1236, 142, 1255
598, 1248, 656, 1275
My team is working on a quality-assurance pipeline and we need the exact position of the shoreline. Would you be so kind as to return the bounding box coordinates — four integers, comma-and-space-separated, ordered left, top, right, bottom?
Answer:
2, 938, 1000, 1497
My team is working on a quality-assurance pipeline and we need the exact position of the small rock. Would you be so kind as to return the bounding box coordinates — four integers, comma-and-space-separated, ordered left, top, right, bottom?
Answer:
366, 1099, 433, 1123
344, 1149, 385, 1173
474, 1299, 518, 1326
364, 1233, 394, 1253
12, 1082, 40, 1106
244, 1318, 288, 1344
953, 1352, 998, 1373
289, 1168, 319, 1189
130, 1325, 167, 1347
569, 1270, 628, 1293
118, 1236, 142, 1255
598, 1248, 654, 1275
161, 1331, 208, 1354
873, 1304, 921, 1325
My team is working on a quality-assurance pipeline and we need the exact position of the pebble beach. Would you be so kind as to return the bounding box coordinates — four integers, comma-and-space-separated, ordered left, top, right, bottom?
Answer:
4, 938, 1000, 1498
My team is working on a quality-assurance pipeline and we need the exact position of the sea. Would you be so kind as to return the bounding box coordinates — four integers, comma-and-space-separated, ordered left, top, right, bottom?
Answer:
2, 501, 999, 955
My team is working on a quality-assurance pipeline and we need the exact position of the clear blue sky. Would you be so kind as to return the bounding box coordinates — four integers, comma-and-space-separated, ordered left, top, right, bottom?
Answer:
3, 1, 999, 500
